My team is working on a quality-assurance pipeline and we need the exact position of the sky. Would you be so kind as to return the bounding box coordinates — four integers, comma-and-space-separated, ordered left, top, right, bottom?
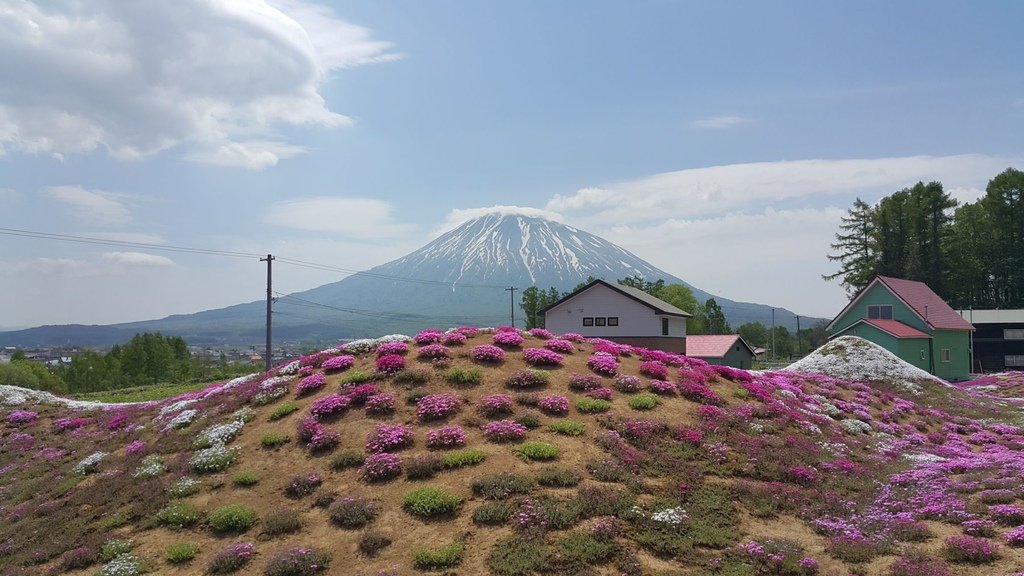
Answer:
1, 0, 1023, 329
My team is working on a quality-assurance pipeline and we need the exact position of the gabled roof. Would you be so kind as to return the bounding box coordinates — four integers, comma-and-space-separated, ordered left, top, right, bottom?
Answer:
685, 334, 756, 358
831, 318, 931, 339
827, 275, 974, 332
539, 279, 692, 317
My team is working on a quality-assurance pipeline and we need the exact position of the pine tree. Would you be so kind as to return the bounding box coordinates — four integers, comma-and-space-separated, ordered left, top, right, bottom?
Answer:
823, 197, 878, 294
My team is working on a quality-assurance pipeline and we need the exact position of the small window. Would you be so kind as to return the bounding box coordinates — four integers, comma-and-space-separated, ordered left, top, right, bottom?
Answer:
661, 317, 669, 336
595, 317, 607, 326
582, 317, 594, 327
1007, 355, 1024, 367
867, 305, 893, 320
607, 317, 619, 326
941, 348, 951, 363
919, 350, 926, 361
1005, 329, 1024, 340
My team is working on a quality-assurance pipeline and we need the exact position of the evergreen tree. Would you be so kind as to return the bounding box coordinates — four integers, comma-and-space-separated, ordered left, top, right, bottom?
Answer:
703, 298, 731, 334
824, 197, 878, 294
983, 168, 1024, 306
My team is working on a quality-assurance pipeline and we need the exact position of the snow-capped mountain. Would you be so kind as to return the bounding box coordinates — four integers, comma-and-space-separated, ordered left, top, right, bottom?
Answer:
1, 212, 814, 346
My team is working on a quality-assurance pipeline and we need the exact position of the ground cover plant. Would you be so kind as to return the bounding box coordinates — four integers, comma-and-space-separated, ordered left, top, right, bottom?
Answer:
4, 332, 1024, 575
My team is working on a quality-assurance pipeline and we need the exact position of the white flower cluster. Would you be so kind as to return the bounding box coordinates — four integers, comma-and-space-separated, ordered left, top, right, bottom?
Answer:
277, 360, 301, 375
809, 395, 842, 417
232, 407, 255, 423
776, 389, 797, 399
222, 373, 260, 390
99, 554, 145, 576
802, 422, 823, 435
252, 386, 287, 406
160, 399, 198, 416
904, 452, 946, 463
818, 441, 848, 455
841, 419, 872, 435
784, 336, 944, 393
188, 444, 238, 473
748, 423, 765, 434
164, 409, 199, 430
341, 334, 411, 355
167, 476, 201, 497
132, 455, 165, 479
74, 451, 109, 475
194, 420, 245, 448
651, 506, 689, 525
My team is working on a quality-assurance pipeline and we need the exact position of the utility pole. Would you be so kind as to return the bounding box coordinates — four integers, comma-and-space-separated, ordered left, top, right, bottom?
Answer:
261, 254, 274, 372
505, 286, 518, 327
795, 314, 801, 357
771, 308, 776, 363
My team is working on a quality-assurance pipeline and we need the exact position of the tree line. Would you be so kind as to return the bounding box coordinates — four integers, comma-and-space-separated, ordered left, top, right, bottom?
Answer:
0, 332, 258, 394
825, 167, 1024, 309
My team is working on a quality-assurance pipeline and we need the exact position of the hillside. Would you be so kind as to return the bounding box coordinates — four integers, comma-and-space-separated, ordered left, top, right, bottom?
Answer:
3, 331, 1023, 576
0, 213, 818, 347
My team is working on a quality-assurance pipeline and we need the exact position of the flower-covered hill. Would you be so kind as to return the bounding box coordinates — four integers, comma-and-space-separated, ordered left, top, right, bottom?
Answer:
3, 328, 1024, 576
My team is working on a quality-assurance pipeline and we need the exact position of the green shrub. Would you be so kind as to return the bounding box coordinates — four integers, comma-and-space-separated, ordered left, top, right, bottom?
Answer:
166, 476, 201, 498
358, 531, 392, 556
688, 485, 740, 548
413, 541, 464, 569
165, 542, 199, 564
440, 448, 487, 469
540, 497, 582, 530
487, 537, 548, 576
549, 420, 585, 436
330, 450, 365, 470
556, 532, 616, 564
473, 501, 515, 525
100, 539, 135, 562
208, 504, 258, 533
515, 441, 560, 461
261, 433, 291, 448
445, 366, 483, 386
268, 401, 299, 421
537, 467, 582, 488
515, 410, 543, 429
633, 524, 693, 560
587, 459, 630, 483
405, 454, 443, 480
328, 496, 378, 528
233, 471, 260, 487
263, 547, 331, 576
341, 370, 373, 384
472, 472, 534, 500
262, 508, 302, 536
575, 398, 612, 414
403, 487, 463, 518
406, 389, 429, 405
393, 368, 431, 385
628, 392, 661, 411
156, 501, 203, 528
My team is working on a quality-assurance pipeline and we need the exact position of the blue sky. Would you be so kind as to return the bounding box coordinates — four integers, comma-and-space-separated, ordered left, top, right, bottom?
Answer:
1, 1, 1022, 328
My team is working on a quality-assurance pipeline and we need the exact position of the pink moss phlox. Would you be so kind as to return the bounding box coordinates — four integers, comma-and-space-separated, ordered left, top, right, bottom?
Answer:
6, 410, 38, 425
365, 422, 414, 453
441, 331, 467, 345
613, 374, 642, 393
587, 352, 618, 376
416, 343, 451, 360
470, 344, 505, 363
297, 372, 327, 395
522, 347, 564, 367
673, 426, 703, 445
648, 379, 677, 395
344, 383, 379, 405
544, 338, 575, 354
300, 351, 335, 368
1004, 525, 1024, 546
375, 354, 405, 374
299, 366, 315, 377
590, 341, 621, 357
539, 395, 569, 415
678, 380, 725, 406
638, 361, 669, 380
376, 341, 409, 357
413, 330, 444, 345
988, 503, 1024, 525
478, 394, 514, 417
361, 452, 403, 482
53, 417, 91, 432
365, 392, 396, 415
309, 393, 352, 418
527, 328, 554, 340
942, 535, 1000, 562
587, 387, 614, 400
560, 332, 584, 342
426, 424, 467, 449
297, 417, 339, 451
417, 393, 462, 421
455, 326, 481, 337
322, 355, 355, 372
568, 372, 601, 390
482, 419, 527, 442
493, 330, 525, 347
124, 439, 146, 454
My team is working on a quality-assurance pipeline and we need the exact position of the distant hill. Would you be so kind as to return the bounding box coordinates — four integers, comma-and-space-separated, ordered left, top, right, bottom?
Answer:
0, 212, 821, 347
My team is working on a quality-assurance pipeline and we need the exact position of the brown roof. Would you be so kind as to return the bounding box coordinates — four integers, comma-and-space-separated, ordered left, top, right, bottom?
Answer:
685, 334, 755, 358
875, 276, 975, 331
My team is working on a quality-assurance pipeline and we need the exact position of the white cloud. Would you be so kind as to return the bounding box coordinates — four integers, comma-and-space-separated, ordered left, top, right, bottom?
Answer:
88, 232, 167, 245
547, 154, 1022, 223
101, 252, 174, 267
0, 188, 21, 203
46, 185, 132, 225
0, 0, 397, 168
267, 197, 415, 239
436, 205, 565, 236
690, 115, 751, 129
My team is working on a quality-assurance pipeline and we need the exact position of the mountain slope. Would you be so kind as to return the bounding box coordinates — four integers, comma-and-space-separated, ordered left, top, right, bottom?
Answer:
0, 213, 817, 346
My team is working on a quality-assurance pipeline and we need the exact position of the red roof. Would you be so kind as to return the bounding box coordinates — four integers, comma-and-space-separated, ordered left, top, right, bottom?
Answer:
876, 276, 975, 331
686, 335, 753, 358
862, 319, 931, 338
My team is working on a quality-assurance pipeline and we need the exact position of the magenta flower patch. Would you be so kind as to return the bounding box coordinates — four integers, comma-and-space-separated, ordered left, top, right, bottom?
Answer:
523, 347, 564, 367
426, 424, 467, 449
527, 328, 553, 340
493, 330, 525, 348
361, 452, 403, 482
365, 393, 396, 415
544, 338, 575, 354
587, 387, 614, 400
470, 344, 505, 363
441, 331, 467, 345
539, 395, 569, 416
417, 393, 462, 421
376, 341, 409, 357
365, 422, 414, 453
416, 344, 451, 360
414, 330, 444, 345
648, 380, 677, 395
309, 393, 351, 418
478, 394, 514, 418
587, 352, 618, 376
6, 410, 38, 425
322, 355, 355, 372
482, 419, 527, 442
297, 418, 339, 452
568, 372, 601, 391
375, 354, 405, 374
297, 373, 327, 395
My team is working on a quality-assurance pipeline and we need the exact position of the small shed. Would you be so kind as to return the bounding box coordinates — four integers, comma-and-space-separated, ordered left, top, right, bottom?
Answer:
541, 279, 691, 353
685, 335, 757, 369
958, 309, 1024, 372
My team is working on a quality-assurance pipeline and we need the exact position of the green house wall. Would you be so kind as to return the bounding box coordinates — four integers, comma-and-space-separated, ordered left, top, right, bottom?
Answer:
831, 282, 972, 381
694, 345, 755, 369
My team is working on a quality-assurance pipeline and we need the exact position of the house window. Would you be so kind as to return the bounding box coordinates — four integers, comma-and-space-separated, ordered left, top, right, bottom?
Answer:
607, 317, 619, 326
595, 317, 607, 326
583, 317, 594, 327
867, 305, 893, 320
1005, 329, 1024, 340
941, 348, 951, 363
661, 318, 669, 336
920, 350, 926, 361
1007, 355, 1024, 367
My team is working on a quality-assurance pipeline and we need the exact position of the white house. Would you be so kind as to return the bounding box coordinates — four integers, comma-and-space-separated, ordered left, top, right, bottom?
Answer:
541, 279, 690, 353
